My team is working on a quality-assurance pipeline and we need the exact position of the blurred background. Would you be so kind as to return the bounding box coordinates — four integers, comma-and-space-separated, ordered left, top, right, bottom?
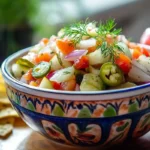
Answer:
0, 0, 150, 64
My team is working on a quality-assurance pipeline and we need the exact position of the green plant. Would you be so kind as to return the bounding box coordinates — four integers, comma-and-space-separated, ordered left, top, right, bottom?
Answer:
0, 0, 40, 59
0, 0, 39, 29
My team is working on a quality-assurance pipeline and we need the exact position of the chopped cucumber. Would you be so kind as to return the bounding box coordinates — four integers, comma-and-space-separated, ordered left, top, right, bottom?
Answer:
88, 48, 110, 65
80, 73, 105, 91
12, 64, 29, 79
50, 55, 62, 71
80, 82, 99, 91
50, 67, 75, 83
60, 53, 72, 68
39, 77, 53, 89
50, 53, 72, 71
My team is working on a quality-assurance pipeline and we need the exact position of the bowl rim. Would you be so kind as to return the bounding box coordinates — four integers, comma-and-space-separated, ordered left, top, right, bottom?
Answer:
1, 48, 150, 100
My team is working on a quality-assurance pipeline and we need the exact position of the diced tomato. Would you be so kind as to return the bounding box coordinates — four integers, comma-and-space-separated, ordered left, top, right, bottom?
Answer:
129, 42, 150, 58
40, 38, 49, 45
74, 56, 89, 70
24, 69, 35, 82
56, 39, 74, 55
132, 48, 142, 59
88, 46, 97, 53
34, 52, 52, 64
115, 53, 131, 74
61, 79, 76, 91
35, 78, 42, 86
140, 48, 150, 57
51, 81, 62, 90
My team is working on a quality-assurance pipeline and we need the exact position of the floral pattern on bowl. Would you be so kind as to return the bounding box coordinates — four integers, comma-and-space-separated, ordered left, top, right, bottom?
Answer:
7, 85, 150, 118
103, 119, 131, 146
68, 123, 101, 144
42, 120, 70, 144
133, 113, 150, 138
10, 99, 150, 147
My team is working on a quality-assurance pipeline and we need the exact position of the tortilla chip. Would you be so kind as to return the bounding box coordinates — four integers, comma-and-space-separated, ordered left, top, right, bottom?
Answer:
0, 83, 6, 93
0, 70, 21, 138
0, 124, 13, 137
0, 103, 11, 110
0, 117, 15, 125
0, 107, 19, 119
0, 97, 10, 105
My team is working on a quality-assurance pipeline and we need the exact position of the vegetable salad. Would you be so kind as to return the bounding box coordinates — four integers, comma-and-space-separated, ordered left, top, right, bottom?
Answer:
11, 19, 150, 91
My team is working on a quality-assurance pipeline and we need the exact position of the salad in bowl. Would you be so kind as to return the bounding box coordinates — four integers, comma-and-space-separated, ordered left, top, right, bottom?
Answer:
11, 19, 150, 92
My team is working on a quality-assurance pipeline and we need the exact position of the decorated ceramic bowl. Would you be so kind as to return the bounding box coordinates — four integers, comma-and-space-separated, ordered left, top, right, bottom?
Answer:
1, 48, 150, 148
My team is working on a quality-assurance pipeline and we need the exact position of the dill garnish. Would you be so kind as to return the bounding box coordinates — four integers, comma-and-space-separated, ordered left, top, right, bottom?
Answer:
61, 21, 90, 44
62, 19, 121, 43
62, 18, 123, 62
101, 42, 124, 62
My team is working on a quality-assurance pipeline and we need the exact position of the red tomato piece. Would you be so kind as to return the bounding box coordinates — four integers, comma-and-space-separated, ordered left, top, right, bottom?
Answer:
61, 79, 76, 91
56, 39, 74, 55
34, 52, 52, 64
140, 48, 150, 57
115, 53, 131, 74
88, 46, 97, 53
74, 56, 89, 70
51, 81, 62, 90
24, 69, 35, 82
132, 48, 142, 59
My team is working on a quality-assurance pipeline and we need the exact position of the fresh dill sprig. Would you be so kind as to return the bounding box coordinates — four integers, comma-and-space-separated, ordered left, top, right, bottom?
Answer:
97, 19, 121, 37
61, 21, 90, 44
62, 19, 121, 43
62, 18, 123, 62
101, 41, 125, 62
100, 42, 116, 62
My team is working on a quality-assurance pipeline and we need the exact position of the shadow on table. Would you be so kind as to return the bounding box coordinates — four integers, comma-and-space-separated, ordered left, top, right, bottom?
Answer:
16, 131, 150, 150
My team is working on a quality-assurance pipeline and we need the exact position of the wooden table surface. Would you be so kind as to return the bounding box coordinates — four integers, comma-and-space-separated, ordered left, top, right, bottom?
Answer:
1, 119, 150, 150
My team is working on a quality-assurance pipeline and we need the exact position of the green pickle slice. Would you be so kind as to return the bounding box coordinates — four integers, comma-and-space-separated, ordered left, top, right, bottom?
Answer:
100, 62, 124, 87
16, 58, 34, 68
80, 73, 105, 91
32, 62, 51, 78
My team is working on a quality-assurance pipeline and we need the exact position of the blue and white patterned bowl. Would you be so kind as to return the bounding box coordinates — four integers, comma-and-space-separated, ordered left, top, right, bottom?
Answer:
1, 48, 150, 148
